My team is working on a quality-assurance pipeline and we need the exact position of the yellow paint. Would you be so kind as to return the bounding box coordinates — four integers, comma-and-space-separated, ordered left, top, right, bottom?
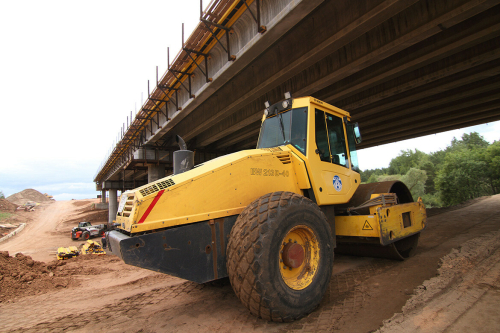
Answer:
335, 215, 380, 238
117, 95, 425, 250
293, 97, 361, 206
335, 200, 426, 245
279, 225, 320, 290
117, 148, 305, 233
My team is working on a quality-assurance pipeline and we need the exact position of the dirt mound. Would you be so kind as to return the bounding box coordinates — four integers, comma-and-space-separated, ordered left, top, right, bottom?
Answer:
0, 251, 119, 303
0, 199, 18, 213
0, 252, 74, 303
6, 189, 53, 206
63, 203, 108, 226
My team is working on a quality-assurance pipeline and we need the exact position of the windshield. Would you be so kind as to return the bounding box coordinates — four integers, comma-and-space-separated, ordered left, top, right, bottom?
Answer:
257, 107, 307, 155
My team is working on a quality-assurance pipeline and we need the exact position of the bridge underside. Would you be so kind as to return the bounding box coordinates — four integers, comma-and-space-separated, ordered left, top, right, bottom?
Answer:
97, 0, 500, 190
175, 0, 500, 152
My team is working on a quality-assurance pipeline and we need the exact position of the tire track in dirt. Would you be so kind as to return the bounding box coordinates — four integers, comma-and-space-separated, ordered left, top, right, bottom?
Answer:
8, 261, 394, 333
1, 195, 500, 332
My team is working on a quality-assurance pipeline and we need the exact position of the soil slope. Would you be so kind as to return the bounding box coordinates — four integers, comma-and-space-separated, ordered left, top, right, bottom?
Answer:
0, 195, 499, 332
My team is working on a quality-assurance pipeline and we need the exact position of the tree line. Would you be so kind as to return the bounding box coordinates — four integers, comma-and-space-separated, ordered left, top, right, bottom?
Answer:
360, 132, 500, 207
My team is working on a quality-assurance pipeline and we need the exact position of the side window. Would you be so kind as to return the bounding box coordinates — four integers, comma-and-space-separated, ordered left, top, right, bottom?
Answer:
325, 114, 348, 167
315, 110, 330, 162
346, 123, 360, 172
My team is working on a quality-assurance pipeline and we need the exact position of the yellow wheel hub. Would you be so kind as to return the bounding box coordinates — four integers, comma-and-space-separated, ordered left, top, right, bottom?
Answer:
279, 225, 320, 290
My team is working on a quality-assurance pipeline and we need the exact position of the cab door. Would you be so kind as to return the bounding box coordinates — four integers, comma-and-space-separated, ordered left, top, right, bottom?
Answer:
308, 108, 358, 205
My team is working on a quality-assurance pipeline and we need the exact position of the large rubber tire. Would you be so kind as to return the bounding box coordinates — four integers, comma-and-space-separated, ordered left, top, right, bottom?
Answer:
82, 231, 90, 240
227, 191, 334, 322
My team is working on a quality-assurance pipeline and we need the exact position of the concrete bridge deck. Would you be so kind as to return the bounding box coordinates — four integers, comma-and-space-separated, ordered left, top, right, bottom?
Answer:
94, 0, 500, 216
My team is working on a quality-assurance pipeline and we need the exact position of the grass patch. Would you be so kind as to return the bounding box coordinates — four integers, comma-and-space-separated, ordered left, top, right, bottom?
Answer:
0, 212, 12, 221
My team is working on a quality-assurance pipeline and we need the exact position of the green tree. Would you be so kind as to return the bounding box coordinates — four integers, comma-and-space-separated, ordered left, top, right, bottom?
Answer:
448, 132, 489, 152
484, 141, 500, 194
377, 174, 401, 182
366, 173, 379, 184
360, 167, 388, 183
388, 149, 429, 175
435, 148, 492, 206
0, 191, 4, 199
401, 168, 427, 199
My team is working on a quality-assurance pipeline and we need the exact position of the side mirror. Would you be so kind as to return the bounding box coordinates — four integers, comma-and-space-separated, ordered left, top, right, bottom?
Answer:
353, 123, 362, 144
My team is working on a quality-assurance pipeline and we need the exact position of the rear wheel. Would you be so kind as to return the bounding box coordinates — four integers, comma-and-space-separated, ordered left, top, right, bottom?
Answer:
82, 231, 90, 240
227, 191, 334, 322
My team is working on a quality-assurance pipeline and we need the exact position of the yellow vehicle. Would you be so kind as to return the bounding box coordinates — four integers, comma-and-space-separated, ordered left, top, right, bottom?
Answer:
106, 94, 426, 321
56, 246, 79, 260
81, 240, 106, 255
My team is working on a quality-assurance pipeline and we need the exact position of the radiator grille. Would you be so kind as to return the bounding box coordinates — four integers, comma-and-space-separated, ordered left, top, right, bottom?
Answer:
277, 154, 291, 164
122, 194, 135, 217
157, 179, 175, 190
139, 178, 176, 197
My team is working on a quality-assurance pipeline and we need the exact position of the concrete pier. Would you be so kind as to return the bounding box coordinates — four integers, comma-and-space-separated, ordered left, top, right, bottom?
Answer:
148, 165, 165, 183
108, 189, 118, 224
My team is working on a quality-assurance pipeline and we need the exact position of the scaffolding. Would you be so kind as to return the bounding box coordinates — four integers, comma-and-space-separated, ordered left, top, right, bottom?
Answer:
94, 0, 266, 184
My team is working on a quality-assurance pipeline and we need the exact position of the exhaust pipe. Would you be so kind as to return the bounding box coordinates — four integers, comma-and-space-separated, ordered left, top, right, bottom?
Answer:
173, 135, 194, 175
176, 135, 188, 150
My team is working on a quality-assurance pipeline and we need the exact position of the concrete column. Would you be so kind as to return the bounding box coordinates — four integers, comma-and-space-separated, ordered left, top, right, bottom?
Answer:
148, 165, 165, 183
108, 189, 118, 224
101, 189, 106, 203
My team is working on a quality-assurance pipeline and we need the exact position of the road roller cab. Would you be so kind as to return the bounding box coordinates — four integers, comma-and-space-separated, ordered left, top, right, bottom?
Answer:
106, 94, 426, 322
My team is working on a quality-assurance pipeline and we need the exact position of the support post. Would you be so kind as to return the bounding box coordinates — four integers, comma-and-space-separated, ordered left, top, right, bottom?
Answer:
108, 189, 118, 224
148, 165, 165, 183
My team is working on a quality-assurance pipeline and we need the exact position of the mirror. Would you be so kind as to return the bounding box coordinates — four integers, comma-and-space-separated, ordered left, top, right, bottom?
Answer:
353, 123, 362, 144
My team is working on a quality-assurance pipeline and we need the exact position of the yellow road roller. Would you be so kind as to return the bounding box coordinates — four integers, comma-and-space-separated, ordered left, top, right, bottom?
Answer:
106, 94, 426, 322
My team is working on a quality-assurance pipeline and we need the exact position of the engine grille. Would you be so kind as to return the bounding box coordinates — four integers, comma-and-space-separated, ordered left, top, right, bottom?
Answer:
277, 154, 291, 164
122, 194, 135, 217
139, 178, 176, 197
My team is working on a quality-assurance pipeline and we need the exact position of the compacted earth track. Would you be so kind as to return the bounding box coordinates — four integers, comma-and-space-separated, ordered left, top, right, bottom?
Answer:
0, 195, 499, 332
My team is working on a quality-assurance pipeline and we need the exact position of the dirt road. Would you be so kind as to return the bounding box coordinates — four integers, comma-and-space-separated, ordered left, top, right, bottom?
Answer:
0, 200, 93, 262
1, 195, 499, 332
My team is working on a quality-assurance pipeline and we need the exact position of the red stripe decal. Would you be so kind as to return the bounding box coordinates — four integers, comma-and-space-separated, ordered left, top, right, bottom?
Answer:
138, 189, 165, 224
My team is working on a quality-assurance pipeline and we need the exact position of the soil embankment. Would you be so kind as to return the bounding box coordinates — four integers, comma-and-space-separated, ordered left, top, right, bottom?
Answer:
0, 195, 499, 332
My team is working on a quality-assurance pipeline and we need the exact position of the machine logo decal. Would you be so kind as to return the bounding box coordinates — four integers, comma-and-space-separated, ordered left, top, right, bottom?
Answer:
333, 175, 342, 192
138, 189, 165, 224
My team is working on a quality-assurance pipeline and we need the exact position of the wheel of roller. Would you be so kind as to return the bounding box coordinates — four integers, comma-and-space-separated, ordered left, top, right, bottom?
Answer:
226, 191, 334, 322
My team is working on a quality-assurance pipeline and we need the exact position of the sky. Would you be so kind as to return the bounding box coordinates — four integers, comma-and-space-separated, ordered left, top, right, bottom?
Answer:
0, 1, 499, 201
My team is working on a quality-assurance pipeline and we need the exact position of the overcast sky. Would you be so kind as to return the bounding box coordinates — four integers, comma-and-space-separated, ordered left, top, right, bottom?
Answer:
1, 1, 498, 201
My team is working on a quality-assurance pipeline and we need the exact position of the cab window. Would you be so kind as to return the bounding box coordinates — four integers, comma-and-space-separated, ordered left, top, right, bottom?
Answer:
346, 122, 360, 172
325, 114, 348, 167
257, 107, 308, 155
315, 109, 349, 168
315, 109, 331, 162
